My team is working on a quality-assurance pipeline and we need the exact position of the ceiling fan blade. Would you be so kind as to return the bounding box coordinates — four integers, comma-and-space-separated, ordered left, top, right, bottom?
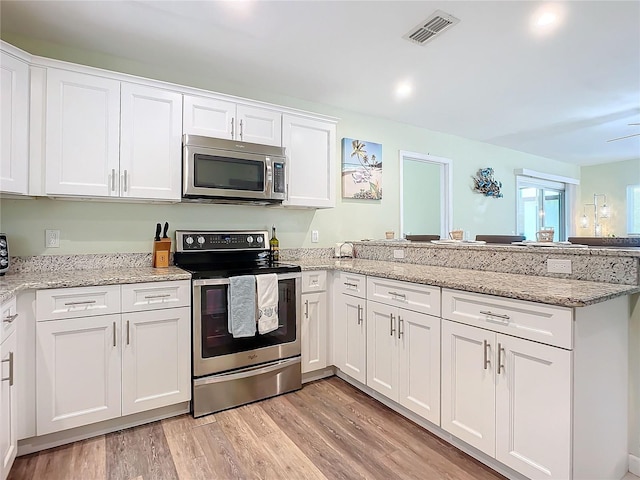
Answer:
629, 123, 640, 126
606, 132, 640, 142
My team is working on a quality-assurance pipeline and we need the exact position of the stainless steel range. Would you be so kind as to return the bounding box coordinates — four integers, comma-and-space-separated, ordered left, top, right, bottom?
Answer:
174, 230, 302, 417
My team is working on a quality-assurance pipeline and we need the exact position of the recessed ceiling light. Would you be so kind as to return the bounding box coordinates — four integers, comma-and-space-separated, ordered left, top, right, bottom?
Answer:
531, 4, 566, 33
395, 81, 413, 99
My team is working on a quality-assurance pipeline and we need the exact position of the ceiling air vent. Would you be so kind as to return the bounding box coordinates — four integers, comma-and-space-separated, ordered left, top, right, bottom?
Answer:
403, 10, 460, 46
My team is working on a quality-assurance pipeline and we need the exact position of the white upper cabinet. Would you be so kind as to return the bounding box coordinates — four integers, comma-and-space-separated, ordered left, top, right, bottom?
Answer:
45, 69, 121, 197
183, 95, 282, 146
120, 83, 182, 200
282, 114, 336, 208
0, 50, 29, 195
45, 69, 182, 200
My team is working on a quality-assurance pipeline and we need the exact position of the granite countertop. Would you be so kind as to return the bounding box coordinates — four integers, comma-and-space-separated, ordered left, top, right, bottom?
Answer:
0, 266, 191, 304
293, 258, 640, 307
1, 258, 638, 308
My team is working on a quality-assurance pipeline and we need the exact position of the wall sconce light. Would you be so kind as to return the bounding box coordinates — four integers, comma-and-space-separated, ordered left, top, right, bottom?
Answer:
580, 194, 609, 236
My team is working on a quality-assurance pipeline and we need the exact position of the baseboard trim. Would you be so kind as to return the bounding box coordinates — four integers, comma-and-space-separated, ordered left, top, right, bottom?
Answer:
302, 366, 336, 384
630, 454, 640, 476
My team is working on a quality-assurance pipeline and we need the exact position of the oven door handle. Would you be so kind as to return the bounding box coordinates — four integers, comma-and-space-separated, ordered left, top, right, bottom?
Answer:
193, 357, 301, 386
193, 271, 301, 287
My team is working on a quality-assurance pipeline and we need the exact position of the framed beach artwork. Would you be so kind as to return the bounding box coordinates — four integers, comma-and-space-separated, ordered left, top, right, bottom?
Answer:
341, 138, 382, 200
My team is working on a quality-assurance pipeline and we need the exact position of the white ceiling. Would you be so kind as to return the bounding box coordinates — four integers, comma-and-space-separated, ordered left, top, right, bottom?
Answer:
2, 0, 639, 166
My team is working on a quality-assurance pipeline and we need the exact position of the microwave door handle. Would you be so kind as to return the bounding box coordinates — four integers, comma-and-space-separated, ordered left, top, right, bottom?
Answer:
265, 162, 273, 195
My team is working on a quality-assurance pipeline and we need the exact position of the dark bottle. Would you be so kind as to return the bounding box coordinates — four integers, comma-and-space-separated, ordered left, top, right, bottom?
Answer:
269, 225, 280, 262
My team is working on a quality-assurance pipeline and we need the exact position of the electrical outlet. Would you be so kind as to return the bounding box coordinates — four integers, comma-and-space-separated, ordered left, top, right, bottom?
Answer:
45, 229, 60, 248
393, 249, 405, 259
311, 230, 319, 243
547, 259, 571, 274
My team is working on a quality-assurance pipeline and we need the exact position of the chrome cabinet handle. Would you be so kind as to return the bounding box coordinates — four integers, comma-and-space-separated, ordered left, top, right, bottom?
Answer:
144, 294, 171, 299
304, 300, 309, 319
357, 304, 362, 325
480, 310, 510, 320
239, 119, 244, 140
64, 300, 97, 306
123, 170, 128, 192
398, 315, 404, 339
483, 340, 491, 370
1, 352, 14, 386
344, 282, 358, 288
3, 313, 18, 324
126, 320, 130, 345
113, 322, 116, 347
497, 342, 505, 374
111, 168, 116, 191
390, 313, 396, 336
388, 291, 407, 300
231, 118, 235, 138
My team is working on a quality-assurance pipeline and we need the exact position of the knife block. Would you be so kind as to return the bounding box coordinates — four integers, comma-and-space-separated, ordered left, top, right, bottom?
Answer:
153, 239, 171, 268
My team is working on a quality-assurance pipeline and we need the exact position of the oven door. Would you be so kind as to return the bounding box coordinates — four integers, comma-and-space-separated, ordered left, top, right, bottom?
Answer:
192, 272, 301, 376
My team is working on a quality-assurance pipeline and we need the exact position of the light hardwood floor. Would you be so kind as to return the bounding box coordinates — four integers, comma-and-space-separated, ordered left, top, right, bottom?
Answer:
9, 376, 505, 480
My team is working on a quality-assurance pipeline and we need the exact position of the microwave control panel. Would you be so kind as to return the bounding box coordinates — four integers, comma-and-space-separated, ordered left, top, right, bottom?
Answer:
273, 162, 285, 193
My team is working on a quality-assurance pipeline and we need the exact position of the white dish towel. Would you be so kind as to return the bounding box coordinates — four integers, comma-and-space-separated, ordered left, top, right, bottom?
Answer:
256, 274, 279, 334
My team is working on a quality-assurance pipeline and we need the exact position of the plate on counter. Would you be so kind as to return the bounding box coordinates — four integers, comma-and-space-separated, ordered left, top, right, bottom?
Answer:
431, 240, 486, 245
511, 241, 588, 248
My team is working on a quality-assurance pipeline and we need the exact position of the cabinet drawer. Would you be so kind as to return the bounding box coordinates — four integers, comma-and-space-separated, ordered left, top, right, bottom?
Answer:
334, 272, 366, 298
36, 285, 121, 321
302, 271, 327, 293
367, 277, 440, 317
1, 296, 17, 343
441, 289, 573, 349
121, 280, 190, 312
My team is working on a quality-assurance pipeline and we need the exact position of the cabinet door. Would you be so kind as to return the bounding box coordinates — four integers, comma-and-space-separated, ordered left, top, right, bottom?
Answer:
333, 294, 366, 384
282, 114, 336, 208
398, 309, 440, 425
236, 105, 281, 146
366, 301, 398, 400
495, 335, 571, 480
441, 320, 495, 456
183, 95, 235, 140
0, 51, 29, 195
121, 307, 191, 416
120, 83, 182, 200
36, 314, 121, 435
45, 69, 120, 197
301, 292, 327, 374
0, 331, 17, 480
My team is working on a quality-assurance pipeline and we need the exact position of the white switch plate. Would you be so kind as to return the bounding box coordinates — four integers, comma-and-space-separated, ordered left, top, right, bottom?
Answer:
45, 229, 60, 248
393, 249, 405, 259
311, 230, 319, 243
547, 259, 571, 274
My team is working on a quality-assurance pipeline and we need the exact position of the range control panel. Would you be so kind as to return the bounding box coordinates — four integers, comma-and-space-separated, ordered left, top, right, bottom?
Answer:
176, 230, 269, 252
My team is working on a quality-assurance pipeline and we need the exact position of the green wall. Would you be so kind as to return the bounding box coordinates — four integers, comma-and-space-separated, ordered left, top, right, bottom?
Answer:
580, 158, 640, 236
0, 35, 580, 255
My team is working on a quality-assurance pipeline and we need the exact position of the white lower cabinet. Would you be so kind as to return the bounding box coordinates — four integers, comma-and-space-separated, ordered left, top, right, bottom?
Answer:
366, 276, 440, 424
36, 314, 121, 435
1, 329, 17, 480
301, 291, 327, 374
36, 281, 191, 436
333, 273, 366, 384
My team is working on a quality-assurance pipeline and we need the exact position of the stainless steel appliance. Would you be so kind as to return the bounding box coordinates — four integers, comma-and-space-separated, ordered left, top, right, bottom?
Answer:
0, 234, 8, 275
174, 230, 302, 417
182, 135, 287, 204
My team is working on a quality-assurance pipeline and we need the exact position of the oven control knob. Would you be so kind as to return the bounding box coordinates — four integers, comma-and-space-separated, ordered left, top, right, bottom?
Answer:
185, 236, 194, 245
257, 236, 263, 244
197, 236, 205, 245
247, 236, 253, 244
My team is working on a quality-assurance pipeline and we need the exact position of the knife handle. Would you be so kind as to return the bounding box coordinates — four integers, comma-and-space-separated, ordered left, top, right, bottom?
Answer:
162, 222, 169, 239
155, 223, 162, 241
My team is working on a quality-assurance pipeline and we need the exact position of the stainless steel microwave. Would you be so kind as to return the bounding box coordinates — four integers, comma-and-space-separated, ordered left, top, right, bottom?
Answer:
182, 134, 287, 203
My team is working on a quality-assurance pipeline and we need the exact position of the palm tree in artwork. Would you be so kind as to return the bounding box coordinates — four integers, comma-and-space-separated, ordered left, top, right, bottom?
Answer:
351, 140, 370, 170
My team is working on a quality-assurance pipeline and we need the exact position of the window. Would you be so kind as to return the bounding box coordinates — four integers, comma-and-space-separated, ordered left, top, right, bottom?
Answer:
628, 184, 640, 235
